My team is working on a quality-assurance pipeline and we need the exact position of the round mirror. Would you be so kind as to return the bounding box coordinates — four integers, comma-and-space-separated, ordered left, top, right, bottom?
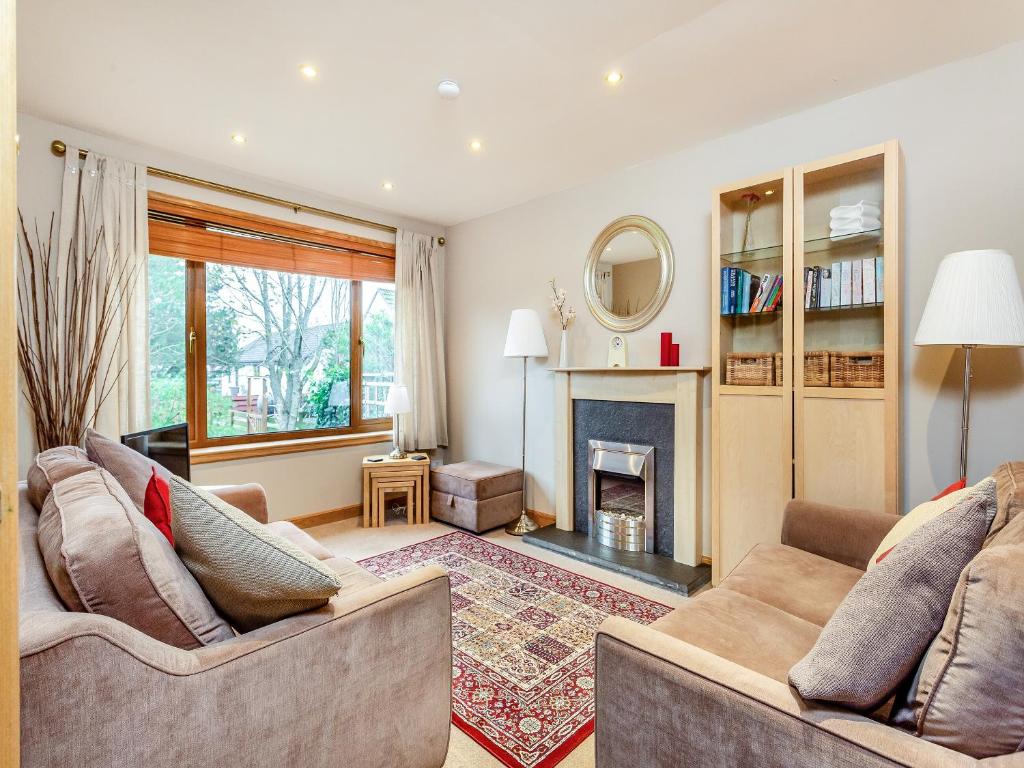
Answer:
584, 215, 674, 331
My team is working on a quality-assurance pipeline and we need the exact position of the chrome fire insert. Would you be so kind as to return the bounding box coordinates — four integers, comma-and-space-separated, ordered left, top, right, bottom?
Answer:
587, 440, 655, 553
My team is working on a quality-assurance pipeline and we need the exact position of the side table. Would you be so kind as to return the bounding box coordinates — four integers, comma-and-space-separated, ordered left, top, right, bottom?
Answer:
362, 454, 431, 527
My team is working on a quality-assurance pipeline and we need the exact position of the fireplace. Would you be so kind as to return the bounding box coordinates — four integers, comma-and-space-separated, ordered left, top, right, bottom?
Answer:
588, 440, 654, 553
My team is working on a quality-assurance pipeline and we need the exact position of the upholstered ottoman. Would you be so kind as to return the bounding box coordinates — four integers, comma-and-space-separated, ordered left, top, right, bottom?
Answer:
430, 461, 523, 533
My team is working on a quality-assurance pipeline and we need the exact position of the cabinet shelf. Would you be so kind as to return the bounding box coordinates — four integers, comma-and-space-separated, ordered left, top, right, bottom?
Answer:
804, 301, 882, 314
720, 229, 882, 265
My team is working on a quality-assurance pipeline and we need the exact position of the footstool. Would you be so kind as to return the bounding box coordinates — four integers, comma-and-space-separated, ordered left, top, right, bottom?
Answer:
430, 460, 523, 533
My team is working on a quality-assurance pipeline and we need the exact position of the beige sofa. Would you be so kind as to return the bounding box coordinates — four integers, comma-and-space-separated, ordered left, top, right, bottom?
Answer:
18, 483, 452, 768
594, 500, 1023, 767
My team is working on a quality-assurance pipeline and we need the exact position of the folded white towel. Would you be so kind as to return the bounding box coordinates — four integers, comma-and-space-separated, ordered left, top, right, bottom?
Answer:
830, 201, 881, 219
830, 216, 881, 233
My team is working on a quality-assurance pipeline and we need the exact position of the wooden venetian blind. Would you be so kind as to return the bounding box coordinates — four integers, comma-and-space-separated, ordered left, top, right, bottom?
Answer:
147, 192, 396, 281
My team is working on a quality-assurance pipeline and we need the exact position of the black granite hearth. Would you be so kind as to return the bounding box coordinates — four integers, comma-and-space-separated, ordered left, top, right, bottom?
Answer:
523, 526, 710, 596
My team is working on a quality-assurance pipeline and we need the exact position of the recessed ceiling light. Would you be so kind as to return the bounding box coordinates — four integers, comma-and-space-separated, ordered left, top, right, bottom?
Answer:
437, 80, 461, 100
231, 133, 246, 145
469, 139, 483, 152
765, 189, 775, 196
382, 181, 395, 191
300, 64, 318, 79
605, 70, 623, 85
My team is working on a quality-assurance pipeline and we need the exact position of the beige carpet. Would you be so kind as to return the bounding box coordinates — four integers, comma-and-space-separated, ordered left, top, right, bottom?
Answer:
309, 518, 689, 768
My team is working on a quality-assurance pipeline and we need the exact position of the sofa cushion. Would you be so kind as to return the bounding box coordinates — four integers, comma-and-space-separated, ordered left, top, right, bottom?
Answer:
85, 427, 169, 515
26, 446, 96, 511
651, 588, 821, 684
720, 543, 862, 627
265, 520, 334, 561
37, 468, 233, 648
169, 477, 342, 632
868, 476, 996, 568
890, 543, 1024, 758
987, 461, 1024, 547
789, 491, 996, 709
431, 460, 522, 500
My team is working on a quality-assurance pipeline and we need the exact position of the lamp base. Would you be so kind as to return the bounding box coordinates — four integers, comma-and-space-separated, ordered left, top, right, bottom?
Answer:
505, 510, 539, 536
389, 446, 408, 460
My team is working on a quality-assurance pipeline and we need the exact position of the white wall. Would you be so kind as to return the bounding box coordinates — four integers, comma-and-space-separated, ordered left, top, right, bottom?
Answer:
15, 113, 445, 520
446, 41, 1024, 556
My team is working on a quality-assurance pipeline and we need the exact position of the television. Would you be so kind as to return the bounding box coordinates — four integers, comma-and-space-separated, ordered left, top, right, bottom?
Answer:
121, 422, 191, 481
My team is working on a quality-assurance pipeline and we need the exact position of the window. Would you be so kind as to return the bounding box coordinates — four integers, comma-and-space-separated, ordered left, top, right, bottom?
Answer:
146, 194, 396, 448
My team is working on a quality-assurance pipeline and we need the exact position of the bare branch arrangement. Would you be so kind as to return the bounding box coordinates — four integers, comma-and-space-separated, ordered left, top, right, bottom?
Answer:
16, 202, 140, 451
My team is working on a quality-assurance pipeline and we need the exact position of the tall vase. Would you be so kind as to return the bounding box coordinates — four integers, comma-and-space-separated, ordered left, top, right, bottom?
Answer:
559, 329, 570, 368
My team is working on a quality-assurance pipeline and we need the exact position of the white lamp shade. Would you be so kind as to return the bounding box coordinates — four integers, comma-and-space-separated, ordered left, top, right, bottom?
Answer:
504, 309, 548, 358
384, 384, 411, 415
915, 249, 1024, 347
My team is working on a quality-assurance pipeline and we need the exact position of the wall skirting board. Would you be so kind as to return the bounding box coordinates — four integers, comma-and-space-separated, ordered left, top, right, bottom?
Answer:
288, 504, 363, 529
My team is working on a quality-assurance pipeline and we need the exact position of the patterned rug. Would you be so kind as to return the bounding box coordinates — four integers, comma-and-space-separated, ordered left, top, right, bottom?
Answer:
358, 531, 671, 768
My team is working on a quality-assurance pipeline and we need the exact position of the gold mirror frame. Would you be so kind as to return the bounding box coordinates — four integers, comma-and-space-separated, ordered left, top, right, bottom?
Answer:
583, 215, 674, 332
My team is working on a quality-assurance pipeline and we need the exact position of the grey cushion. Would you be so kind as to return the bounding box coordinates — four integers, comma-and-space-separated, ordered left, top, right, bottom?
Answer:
37, 467, 233, 649
430, 460, 522, 500
890, 543, 1024, 758
170, 476, 342, 632
788, 486, 997, 709
85, 427, 169, 515
26, 446, 96, 511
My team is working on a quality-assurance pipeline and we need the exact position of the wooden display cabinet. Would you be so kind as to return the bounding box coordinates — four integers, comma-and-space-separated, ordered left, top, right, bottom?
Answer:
711, 169, 793, 586
711, 142, 901, 585
794, 142, 901, 514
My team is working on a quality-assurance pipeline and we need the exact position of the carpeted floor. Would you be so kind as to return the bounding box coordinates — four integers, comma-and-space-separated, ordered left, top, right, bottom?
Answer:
309, 518, 690, 768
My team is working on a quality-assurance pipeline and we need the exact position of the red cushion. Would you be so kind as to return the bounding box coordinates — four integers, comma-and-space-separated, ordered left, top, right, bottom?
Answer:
144, 467, 174, 546
932, 477, 967, 501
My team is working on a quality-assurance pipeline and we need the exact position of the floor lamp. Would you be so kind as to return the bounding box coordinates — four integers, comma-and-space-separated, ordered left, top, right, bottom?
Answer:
915, 249, 1024, 484
503, 309, 548, 536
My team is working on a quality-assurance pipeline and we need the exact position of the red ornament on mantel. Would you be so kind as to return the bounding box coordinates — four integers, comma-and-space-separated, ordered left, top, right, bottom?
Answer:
660, 332, 673, 366
670, 343, 680, 367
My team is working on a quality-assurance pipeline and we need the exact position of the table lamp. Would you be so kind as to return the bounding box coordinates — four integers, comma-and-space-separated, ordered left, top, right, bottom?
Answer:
915, 249, 1024, 484
503, 309, 548, 535
385, 384, 412, 460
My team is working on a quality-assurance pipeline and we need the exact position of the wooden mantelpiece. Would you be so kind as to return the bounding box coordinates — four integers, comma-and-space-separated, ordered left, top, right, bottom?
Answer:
551, 366, 709, 567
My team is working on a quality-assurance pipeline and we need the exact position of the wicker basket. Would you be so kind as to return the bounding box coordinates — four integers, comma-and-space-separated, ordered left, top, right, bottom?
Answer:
726, 352, 775, 386
774, 353, 783, 386
804, 350, 830, 387
831, 350, 884, 388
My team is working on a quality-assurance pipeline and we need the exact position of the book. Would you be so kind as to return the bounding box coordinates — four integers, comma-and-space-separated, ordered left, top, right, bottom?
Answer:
765, 276, 783, 311
820, 268, 832, 309
720, 267, 729, 315
852, 259, 863, 304
750, 272, 769, 312
810, 266, 821, 308
728, 268, 739, 314
748, 273, 761, 313
840, 261, 852, 306
739, 270, 750, 314
830, 265, 841, 307
804, 267, 813, 309
863, 257, 876, 304
876, 258, 884, 303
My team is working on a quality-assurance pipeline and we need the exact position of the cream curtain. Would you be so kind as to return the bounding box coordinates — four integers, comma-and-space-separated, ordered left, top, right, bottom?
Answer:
58, 147, 150, 437
394, 230, 448, 450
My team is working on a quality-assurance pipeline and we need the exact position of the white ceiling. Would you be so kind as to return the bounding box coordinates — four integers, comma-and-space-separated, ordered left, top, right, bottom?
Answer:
17, 0, 1024, 226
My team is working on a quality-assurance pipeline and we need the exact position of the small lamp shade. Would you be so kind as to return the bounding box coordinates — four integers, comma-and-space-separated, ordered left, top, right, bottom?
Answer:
915, 249, 1024, 347
384, 384, 411, 416
504, 309, 548, 358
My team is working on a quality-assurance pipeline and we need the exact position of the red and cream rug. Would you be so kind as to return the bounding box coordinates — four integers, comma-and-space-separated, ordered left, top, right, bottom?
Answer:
359, 531, 671, 768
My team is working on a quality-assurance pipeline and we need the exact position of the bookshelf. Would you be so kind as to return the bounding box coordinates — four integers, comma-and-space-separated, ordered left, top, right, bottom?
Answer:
711, 142, 901, 585
711, 169, 793, 586
794, 142, 900, 515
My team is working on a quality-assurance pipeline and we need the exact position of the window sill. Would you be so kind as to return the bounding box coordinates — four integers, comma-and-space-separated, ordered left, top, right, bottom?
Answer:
190, 430, 393, 465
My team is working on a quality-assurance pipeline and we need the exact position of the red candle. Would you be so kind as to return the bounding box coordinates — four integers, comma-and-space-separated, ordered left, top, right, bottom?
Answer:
670, 343, 680, 367
660, 332, 672, 366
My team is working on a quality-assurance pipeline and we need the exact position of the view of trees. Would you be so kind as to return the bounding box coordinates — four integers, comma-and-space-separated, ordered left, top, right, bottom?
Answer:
147, 254, 395, 437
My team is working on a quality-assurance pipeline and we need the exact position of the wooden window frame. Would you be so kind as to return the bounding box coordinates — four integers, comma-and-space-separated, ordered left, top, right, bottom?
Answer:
150, 193, 396, 450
